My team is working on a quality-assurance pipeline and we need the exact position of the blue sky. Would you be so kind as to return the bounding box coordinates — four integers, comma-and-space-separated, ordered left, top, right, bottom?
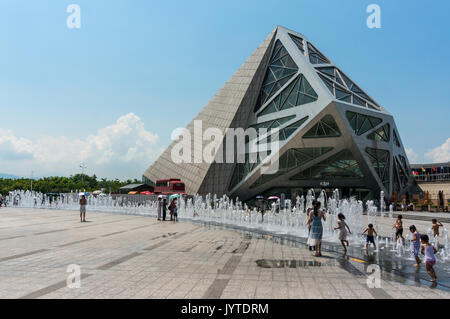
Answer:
0, 0, 449, 179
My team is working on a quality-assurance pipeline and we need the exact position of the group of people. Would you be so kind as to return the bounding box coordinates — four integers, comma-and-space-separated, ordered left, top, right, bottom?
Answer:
392, 215, 444, 281
305, 201, 442, 282
0, 194, 7, 207
156, 197, 178, 223
306, 200, 353, 257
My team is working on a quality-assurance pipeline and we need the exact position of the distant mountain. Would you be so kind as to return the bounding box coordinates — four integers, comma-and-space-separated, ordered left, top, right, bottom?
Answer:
0, 173, 21, 179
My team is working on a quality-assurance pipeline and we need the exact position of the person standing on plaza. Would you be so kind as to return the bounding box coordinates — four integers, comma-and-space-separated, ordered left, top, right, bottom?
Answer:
169, 199, 176, 221
306, 200, 316, 251
307, 201, 326, 257
173, 199, 178, 223
409, 225, 421, 267
157, 197, 162, 221
79, 195, 87, 222
162, 198, 167, 221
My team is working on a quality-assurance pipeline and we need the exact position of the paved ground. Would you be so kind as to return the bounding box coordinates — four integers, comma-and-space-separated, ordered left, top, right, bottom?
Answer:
0, 207, 449, 299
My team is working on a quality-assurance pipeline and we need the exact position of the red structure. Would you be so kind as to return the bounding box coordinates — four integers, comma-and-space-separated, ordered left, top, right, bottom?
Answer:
154, 179, 186, 195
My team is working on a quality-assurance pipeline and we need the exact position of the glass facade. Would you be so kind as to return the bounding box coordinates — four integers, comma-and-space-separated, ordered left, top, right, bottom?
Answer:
367, 123, 390, 142
288, 33, 305, 55
290, 149, 364, 180
307, 42, 330, 64
259, 74, 318, 117
250, 147, 334, 188
365, 148, 390, 191
346, 111, 383, 136
257, 116, 310, 144
255, 40, 298, 112
303, 114, 341, 138
250, 115, 296, 136
393, 129, 401, 147
142, 175, 155, 187
316, 67, 379, 108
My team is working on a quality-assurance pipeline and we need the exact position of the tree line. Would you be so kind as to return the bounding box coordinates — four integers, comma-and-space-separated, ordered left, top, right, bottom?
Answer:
0, 174, 141, 195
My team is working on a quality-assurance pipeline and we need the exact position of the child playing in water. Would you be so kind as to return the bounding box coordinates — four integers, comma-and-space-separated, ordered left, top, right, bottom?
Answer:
431, 219, 444, 237
393, 215, 405, 244
363, 224, 378, 253
409, 225, 421, 267
334, 213, 352, 253
420, 234, 438, 282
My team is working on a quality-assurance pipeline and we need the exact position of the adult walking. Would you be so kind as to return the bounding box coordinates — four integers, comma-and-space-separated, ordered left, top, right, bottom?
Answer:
307, 201, 326, 257
169, 199, 176, 222
306, 200, 316, 251
79, 195, 87, 222
157, 197, 162, 221
162, 198, 167, 221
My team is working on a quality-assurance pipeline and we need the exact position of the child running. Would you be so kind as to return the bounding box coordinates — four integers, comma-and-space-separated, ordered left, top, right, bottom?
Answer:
431, 219, 444, 237
409, 225, 421, 267
363, 224, 378, 253
334, 213, 352, 253
420, 235, 438, 282
393, 215, 405, 244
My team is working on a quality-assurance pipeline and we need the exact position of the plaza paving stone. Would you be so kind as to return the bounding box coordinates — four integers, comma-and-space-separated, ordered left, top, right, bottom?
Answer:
0, 207, 449, 299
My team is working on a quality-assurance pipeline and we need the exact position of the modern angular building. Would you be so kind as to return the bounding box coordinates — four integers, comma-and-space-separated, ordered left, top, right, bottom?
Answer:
143, 26, 415, 201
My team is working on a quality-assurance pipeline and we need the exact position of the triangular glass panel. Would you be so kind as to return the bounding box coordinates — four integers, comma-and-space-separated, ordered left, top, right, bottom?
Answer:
288, 33, 305, 55
303, 115, 341, 138
367, 123, 390, 142
307, 42, 330, 64
250, 147, 333, 188
290, 149, 364, 180
255, 40, 299, 112
259, 75, 317, 116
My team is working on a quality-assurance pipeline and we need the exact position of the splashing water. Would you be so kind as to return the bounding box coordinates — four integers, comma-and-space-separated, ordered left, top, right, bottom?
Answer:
6, 189, 449, 265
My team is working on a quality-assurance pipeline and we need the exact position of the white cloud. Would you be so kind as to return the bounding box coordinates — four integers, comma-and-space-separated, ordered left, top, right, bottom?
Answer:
405, 148, 419, 164
0, 113, 159, 179
425, 137, 450, 163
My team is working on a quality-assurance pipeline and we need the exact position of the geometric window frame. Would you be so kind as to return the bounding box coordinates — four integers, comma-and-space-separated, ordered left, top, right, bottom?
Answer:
316, 66, 380, 109
255, 40, 299, 112
393, 129, 401, 147
258, 74, 318, 117
288, 33, 306, 55
290, 149, 365, 180
303, 114, 341, 138
318, 72, 379, 110
250, 147, 334, 188
367, 123, 390, 142
365, 147, 390, 192
346, 111, 383, 136
307, 42, 330, 65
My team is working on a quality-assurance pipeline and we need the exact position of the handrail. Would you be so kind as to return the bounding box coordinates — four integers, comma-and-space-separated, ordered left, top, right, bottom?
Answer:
414, 173, 450, 182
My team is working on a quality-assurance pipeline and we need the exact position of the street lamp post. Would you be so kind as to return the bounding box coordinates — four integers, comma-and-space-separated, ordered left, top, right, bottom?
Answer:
80, 163, 87, 191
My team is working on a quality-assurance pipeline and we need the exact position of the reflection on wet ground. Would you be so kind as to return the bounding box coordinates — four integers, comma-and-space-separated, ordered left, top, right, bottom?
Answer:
256, 259, 331, 268
185, 218, 450, 292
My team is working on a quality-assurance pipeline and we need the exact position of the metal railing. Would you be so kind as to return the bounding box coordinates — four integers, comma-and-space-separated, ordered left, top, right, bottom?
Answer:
414, 173, 450, 182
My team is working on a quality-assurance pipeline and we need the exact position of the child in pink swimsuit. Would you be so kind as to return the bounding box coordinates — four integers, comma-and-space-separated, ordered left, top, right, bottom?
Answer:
420, 234, 437, 282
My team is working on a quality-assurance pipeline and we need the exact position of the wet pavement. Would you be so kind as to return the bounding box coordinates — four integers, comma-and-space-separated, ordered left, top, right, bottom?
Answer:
190, 220, 450, 292
0, 207, 449, 299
